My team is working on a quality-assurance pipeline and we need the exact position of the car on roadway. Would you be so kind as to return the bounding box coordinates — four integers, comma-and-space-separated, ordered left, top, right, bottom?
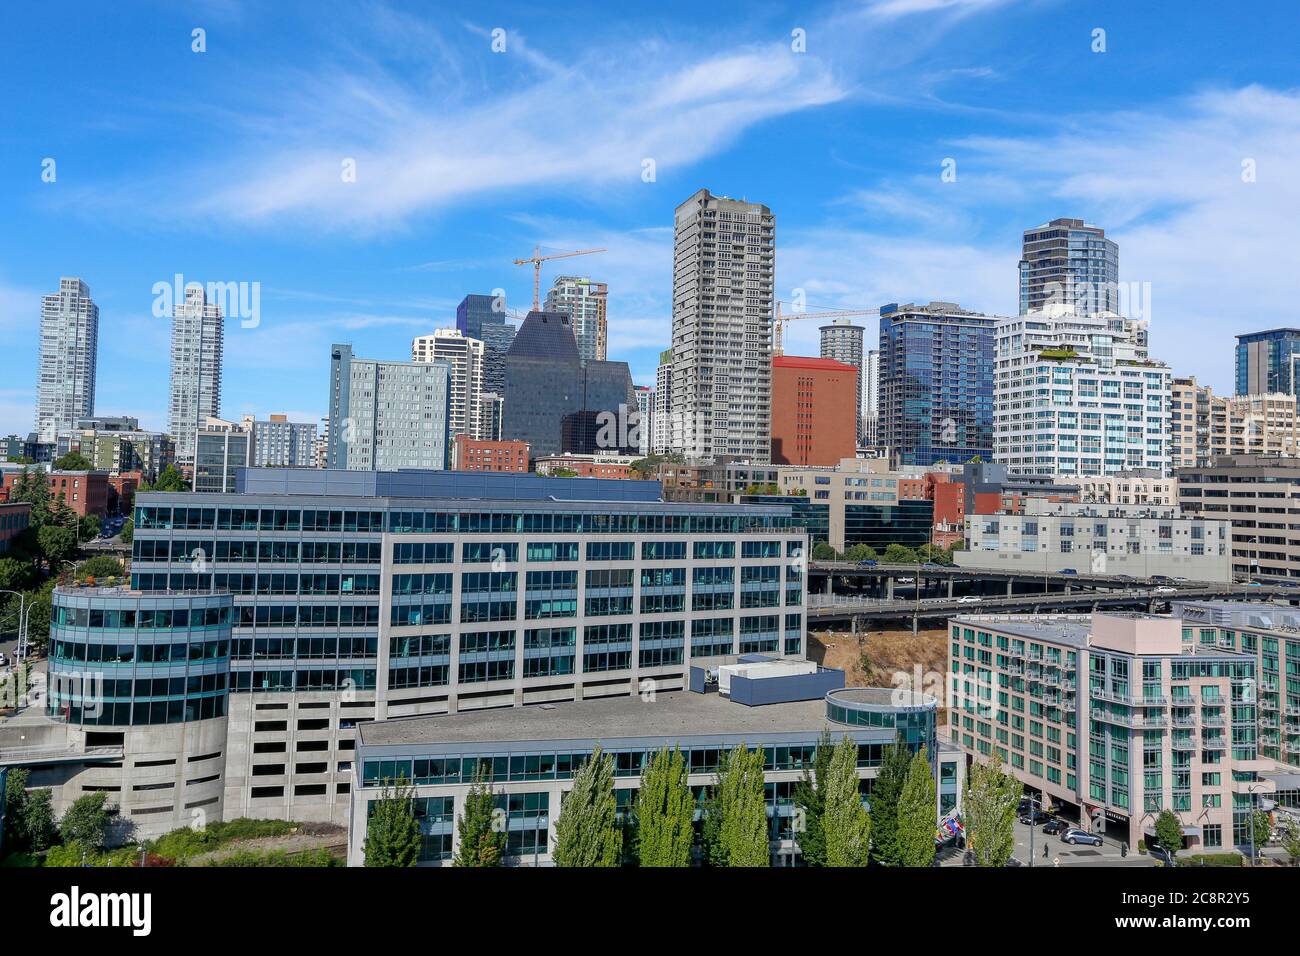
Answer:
1060, 568, 1077, 575
1280, 581, 1300, 589
1061, 828, 1102, 847
1019, 808, 1052, 826
1145, 842, 1176, 866
956, 595, 982, 604
1153, 586, 1178, 594
896, 577, 914, 584
1042, 818, 1069, 835
921, 562, 943, 570
1246, 581, 1263, 587
857, 559, 877, 568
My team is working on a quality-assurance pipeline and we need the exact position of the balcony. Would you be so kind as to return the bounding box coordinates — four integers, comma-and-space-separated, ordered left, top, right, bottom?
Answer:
1171, 738, 1197, 751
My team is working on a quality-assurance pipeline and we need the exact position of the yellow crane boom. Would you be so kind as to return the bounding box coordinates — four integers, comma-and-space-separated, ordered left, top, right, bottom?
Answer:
513, 246, 607, 311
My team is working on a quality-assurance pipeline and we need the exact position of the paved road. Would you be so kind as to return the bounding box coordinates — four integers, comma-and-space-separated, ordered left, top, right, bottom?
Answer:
938, 817, 1160, 868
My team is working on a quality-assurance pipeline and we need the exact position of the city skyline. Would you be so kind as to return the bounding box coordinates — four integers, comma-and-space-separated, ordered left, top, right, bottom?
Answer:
3, 1, 1299, 435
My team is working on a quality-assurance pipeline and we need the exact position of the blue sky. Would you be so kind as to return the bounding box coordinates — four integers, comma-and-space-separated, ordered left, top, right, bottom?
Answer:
2, 0, 1299, 435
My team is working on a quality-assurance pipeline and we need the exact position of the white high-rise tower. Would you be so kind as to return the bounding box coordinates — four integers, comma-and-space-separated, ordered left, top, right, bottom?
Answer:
36, 277, 99, 443
168, 285, 224, 464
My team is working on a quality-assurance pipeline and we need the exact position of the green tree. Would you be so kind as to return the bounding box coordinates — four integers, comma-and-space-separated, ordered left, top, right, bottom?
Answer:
811, 541, 838, 561
867, 733, 911, 866
76, 555, 125, 583
77, 514, 102, 542
21, 788, 59, 852
844, 544, 878, 563
60, 792, 111, 850
635, 746, 694, 867
963, 757, 1020, 867
53, 452, 92, 472
119, 518, 134, 544
37, 524, 76, 569
883, 543, 918, 565
1277, 815, 1300, 865
792, 729, 834, 866
553, 746, 622, 867
143, 465, 190, 492
8, 468, 51, 524
713, 745, 769, 867
823, 735, 871, 867
454, 772, 506, 867
363, 779, 421, 867
1154, 809, 1183, 863
1250, 809, 1271, 860
0, 557, 31, 590
896, 748, 937, 867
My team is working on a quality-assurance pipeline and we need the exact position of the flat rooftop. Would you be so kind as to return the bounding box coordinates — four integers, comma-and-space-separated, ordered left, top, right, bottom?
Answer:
359, 691, 843, 750
952, 614, 1093, 648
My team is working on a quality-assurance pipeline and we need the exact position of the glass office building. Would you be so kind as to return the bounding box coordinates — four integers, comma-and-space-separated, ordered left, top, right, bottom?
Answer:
349, 681, 950, 866
878, 302, 997, 467
1235, 328, 1300, 397
123, 468, 808, 827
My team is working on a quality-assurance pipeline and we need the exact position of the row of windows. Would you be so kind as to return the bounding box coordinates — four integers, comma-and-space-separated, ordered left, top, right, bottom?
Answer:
137, 506, 802, 535
53, 606, 231, 630
362, 739, 910, 788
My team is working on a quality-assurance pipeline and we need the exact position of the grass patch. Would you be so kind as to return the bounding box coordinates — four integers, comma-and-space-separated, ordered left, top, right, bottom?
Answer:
203, 848, 341, 867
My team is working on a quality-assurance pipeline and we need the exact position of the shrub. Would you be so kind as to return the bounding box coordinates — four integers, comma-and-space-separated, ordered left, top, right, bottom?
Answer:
1178, 852, 1243, 868
204, 848, 340, 867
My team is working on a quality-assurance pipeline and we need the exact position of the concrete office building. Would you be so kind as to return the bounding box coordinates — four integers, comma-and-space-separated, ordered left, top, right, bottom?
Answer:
327, 344, 451, 472
770, 355, 858, 467
36, 278, 100, 444
348, 678, 958, 866
169, 286, 224, 466
193, 418, 250, 494
771, 457, 933, 553
819, 319, 866, 444
669, 189, 775, 463
545, 276, 608, 363
878, 302, 998, 467
116, 468, 808, 827
994, 307, 1170, 477
1236, 329, 1300, 397
250, 415, 318, 469
412, 329, 486, 441
1063, 471, 1176, 507
948, 611, 1272, 851
1177, 454, 1300, 580
1018, 218, 1119, 316
653, 349, 673, 455
956, 500, 1231, 581
1171, 376, 1299, 468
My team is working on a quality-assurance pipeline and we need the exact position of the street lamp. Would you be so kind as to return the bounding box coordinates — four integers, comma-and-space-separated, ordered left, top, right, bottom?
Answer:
1248, 783, 1269, 866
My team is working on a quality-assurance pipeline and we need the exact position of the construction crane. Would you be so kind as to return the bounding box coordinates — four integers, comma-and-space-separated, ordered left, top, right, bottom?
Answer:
773, 301, 880, 356
513, 245, 607, 311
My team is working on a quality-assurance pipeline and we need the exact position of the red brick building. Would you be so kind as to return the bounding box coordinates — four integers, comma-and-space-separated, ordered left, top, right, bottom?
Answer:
533, 454, 637, 479
452, 435, 529, 473
108, 472, 143, 516
1, 469, 110, 517
0, 501, 32, 555
770, 356, 858, 466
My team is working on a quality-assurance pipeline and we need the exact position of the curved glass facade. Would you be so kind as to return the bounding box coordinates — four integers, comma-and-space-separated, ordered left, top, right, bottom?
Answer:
825, 688, 937, 750
47, 588, 234, 726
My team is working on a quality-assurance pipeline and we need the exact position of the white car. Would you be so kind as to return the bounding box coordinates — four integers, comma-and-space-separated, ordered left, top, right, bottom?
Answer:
896, 577, 915, 584
1154, 586, 1178, 594
956, 596, 982, 604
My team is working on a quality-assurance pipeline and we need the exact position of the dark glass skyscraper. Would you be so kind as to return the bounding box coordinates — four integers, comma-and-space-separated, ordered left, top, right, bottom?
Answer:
456, 293, 517, 397
1235, 328, 1300, 397
501, 311, 637, 460
878, 302, 997, 467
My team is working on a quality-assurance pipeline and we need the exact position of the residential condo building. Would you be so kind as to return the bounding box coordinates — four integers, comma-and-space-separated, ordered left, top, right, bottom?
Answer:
327, 344, 451, 472
994, 307, 1170, 477
878, 301, 997, 467
669, 189, 775, 463
819, 319, 865, 444
544, 276, 608, 363
412, 329, 487, 441
1018, 218, 1119, 316
36, 277, 99, 443
1235, 328, 1300, 397
169, 285, 224, 465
